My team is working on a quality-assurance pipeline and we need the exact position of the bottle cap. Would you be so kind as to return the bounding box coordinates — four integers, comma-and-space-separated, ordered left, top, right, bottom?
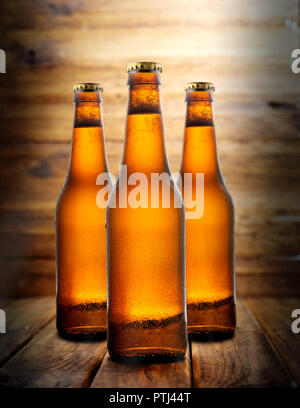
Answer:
185, 82, 215, 92
126, 62, 162, 73
73, 83, 103, 92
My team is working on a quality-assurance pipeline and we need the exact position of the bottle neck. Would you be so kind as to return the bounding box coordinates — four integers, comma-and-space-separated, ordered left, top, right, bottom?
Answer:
122, 71, 170, 176
181, 90, 221, 180
69, 91, 109, 183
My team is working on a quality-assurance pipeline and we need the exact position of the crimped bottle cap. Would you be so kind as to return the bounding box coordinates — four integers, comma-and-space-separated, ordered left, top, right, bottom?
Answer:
73, 83, 103, 92
185, 82, 215, 92
126, 62, 162, 73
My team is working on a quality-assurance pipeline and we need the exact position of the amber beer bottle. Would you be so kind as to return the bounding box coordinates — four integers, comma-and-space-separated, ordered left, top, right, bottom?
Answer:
56, 83, 113, 336
179, 82, 236, 336
107, 62, 187, 359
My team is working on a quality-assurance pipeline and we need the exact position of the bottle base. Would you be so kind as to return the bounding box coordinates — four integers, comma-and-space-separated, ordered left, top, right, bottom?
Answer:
57, 326, 107, 340
57, 301, 107, 339
188, 327, 235, 341
108, 347, 186, 363
187, 296, 236, 338
108, 312, 187, 361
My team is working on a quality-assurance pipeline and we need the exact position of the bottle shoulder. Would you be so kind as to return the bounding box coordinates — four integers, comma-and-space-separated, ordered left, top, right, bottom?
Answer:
179, 173, 234, 220
56, 179, 111, 209
202, 179, 234, 210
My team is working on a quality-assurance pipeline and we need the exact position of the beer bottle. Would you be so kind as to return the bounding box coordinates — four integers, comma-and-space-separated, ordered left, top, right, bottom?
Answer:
56, 83, 113, 336
107, 62, 187, 360
179, 82, 236, 336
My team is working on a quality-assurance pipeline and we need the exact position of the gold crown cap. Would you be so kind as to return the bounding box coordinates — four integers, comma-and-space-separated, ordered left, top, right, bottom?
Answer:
73, 83, 103, 92
185, 82, 215, 92
126, 62, 162, 73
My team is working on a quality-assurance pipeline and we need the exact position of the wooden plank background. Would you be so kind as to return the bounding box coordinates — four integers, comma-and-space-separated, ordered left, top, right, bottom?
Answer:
0, 0, 299, 297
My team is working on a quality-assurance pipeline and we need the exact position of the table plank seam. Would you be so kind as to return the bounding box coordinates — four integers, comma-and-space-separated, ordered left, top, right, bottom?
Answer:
0, 314, 56, 369
245, 298, 296, 386
188, 338, 195, 387
87, 350, 108, 388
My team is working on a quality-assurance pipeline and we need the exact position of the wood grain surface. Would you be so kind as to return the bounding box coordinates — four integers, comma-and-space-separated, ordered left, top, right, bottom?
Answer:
0, 297, 298, 388
0, 0, 299, 297
91, 349, 192, 388
191, 300, 292, 387
0, 319, 107, 388
0, 297, 55, 366
247, 297, 300, 386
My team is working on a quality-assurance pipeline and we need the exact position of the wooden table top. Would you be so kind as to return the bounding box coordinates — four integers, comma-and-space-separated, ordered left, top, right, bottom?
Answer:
0, 296, 299, 388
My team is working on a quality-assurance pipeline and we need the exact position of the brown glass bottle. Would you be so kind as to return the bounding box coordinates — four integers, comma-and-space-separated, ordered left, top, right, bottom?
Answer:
107, 62, 187, 360
179, 82, 236, 336
56, 83, 113, 336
